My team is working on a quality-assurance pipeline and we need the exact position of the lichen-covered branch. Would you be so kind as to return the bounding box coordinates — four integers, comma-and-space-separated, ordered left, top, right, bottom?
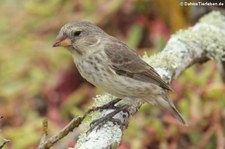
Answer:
73, 11, 225, 149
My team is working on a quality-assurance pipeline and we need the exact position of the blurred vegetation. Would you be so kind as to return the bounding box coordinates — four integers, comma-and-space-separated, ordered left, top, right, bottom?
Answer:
0, 0, 224, 149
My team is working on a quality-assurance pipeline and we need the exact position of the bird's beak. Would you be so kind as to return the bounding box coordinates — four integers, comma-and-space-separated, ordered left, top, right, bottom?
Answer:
53, 35, 72, 47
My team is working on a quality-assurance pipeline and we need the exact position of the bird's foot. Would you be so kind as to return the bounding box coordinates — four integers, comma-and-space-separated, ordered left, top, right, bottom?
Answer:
88, 104, 130, 133
84, 98, 122, 118
94, 98, 122, 111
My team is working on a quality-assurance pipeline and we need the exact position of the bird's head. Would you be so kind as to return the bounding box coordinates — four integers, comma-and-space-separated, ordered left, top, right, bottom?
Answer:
53, 21, 106, 55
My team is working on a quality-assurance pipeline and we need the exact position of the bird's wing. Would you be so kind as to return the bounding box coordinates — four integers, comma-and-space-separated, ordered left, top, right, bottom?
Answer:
104, 40, 172, 91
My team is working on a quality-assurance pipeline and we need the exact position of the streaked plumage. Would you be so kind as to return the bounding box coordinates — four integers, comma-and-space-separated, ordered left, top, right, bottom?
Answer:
53, 21, 186, 125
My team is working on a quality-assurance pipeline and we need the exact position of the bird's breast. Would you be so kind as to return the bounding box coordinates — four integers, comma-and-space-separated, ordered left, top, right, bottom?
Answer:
73, 52, 163, 98
74, 51, 113, 86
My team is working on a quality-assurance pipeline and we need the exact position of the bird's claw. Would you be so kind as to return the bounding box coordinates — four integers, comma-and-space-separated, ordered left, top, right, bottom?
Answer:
89, 117, 122, 132
84, 98, 122, 118
94, 98, 122, 111
87, 104, 130, 133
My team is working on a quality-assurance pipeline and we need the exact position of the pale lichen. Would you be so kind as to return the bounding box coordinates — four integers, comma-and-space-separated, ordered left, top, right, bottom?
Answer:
142, 52, 178, 71
174, 22, 225, 61
194, 24, 225, 60
175, 28, 203, 57
75, 124, 122, 149
93, 93, 115, 107
199, 11, 225, 29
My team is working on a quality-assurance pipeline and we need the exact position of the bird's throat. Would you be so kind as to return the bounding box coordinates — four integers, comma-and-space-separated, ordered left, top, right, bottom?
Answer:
67, 46, 82, 55
74, 48, 82, 55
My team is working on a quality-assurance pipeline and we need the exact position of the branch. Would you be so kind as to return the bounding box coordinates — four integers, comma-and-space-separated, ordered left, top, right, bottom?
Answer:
0, 116, 10, 149
217, 59, 225, 82
38, 117, 83, 149
0, 139, 10, 149
74, 11, 225, 149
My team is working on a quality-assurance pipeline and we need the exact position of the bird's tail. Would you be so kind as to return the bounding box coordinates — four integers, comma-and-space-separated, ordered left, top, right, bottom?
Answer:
154, 96, 188, 125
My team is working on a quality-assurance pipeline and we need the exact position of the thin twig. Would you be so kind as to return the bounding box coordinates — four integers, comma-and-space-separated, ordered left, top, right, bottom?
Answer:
0, 139, 10, 149
38, 108, 96, 149
0, 116, 10, 149
217, 60, 225, 82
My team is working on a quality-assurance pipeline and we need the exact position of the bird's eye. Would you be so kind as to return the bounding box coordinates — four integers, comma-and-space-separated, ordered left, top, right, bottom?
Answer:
73, 31, 81, 37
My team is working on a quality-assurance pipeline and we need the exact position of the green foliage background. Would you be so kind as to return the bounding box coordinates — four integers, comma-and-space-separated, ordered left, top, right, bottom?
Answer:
0, 0, 224, 149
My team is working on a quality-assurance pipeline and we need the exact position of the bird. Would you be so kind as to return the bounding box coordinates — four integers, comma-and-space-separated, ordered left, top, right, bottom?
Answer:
53, 21, 187, 126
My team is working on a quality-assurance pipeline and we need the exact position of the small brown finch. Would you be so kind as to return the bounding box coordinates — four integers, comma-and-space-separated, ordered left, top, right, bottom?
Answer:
53, 21, 186, 125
